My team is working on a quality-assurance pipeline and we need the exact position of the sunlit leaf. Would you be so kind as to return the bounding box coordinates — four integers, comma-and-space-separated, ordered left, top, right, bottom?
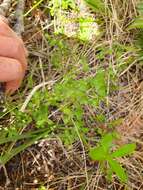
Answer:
108, 159, 128, 183
89, 147, 106, 161
112, 144, 136, 158
100, 133, 114, 152
129, 18, 143, 29
84, 0, 105, 13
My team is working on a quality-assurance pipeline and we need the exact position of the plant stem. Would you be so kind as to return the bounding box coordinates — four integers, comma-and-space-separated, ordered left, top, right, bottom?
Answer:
14, 0, 25, 36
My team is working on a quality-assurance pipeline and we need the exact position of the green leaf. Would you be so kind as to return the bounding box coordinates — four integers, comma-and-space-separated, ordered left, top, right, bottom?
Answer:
61, 129, 77, 146
80, 56, 90, 72
89, 147, 106, 161
100, 133, 114, 152
91, 69, 107, 97
108, 159, 128, 183
0, 138, 38, 165
0, 128, 51, 165
128, 18, 143, 29
137, 2, 143, 16
112, 144, 136, 158
0, 128, 48, 145
84, 0, 105, 13
38, 186, 46, 190
106, 167, 113, 182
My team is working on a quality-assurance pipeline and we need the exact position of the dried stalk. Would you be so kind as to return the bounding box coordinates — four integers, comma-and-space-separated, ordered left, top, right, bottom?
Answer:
14, 0, 25, 36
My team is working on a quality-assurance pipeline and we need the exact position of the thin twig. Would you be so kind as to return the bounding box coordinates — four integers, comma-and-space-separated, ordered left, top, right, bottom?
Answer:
20, 80, 57, 112
14, 0, 25, 36
72, 119, 90, 189
3, 165, 10, 187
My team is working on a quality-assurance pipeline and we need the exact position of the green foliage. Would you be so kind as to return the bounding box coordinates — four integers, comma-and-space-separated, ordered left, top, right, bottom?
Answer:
38, 186, 46, 190
0, 31, 135, 167
129, 18, 143, 29
89, 133, 136, 183
0, 127, 52, 164
84, 0, 105, 13
48, 0, 99, 41
129, 1, 143, 29
24, 0, 45, 17
0, 33, 133, 163
108, 159, 128, 183
49, 0, 76, 16
78, 17, 99, 41
128, 1, 143, 57
33, 104, 49, 128
53, 72, 107, 104
43, 67, 107, 145
90, 69, 107, 97
112, 144, 136, 158
0, 2, 138, 182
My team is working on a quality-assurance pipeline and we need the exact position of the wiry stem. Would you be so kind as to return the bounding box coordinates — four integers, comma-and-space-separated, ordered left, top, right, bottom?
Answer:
14, 0, 25, 36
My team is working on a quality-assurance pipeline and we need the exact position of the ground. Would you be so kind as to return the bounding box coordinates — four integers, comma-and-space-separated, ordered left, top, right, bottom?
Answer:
0, 0, 143, 189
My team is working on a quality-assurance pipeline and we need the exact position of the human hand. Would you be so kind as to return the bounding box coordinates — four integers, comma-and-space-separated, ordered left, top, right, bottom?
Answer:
0, 16, 27, 94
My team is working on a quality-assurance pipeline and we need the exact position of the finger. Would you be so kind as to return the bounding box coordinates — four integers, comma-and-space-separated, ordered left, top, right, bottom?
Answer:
0, 16, 9, 25
0, 57, 23, 82
5, 78, 22, 94
0, 18, 28, 56
0, 17, 18, 38
0, 35, 27, 71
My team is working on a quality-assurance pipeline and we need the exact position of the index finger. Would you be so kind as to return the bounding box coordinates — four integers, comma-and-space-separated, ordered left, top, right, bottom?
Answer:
0, 16, 18, 38
0, 16, 28, 56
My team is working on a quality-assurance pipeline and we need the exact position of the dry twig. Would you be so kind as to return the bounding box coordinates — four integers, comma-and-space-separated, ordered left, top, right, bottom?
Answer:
14, 0, 25, 36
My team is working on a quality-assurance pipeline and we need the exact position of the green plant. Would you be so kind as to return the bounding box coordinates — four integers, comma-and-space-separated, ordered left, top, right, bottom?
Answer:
129, 1, 143, 29
24, 0, 45, 17
84, 0, 105, 13
128, 1, 143, 58
48, 0, 100, 41
0, 0, 137, 172
89, 133, 136, 183
0, 33, 135, 165
38, 185, 46, 190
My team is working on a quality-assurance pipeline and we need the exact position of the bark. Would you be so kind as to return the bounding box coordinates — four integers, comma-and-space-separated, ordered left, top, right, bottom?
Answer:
14, 0, 25, 36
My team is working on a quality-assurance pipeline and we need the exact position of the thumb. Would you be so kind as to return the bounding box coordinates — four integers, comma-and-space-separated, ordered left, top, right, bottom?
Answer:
0, 15, 9, 25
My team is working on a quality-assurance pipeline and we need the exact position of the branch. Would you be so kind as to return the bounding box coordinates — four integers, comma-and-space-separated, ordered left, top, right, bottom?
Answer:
14, 0, 25, 36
